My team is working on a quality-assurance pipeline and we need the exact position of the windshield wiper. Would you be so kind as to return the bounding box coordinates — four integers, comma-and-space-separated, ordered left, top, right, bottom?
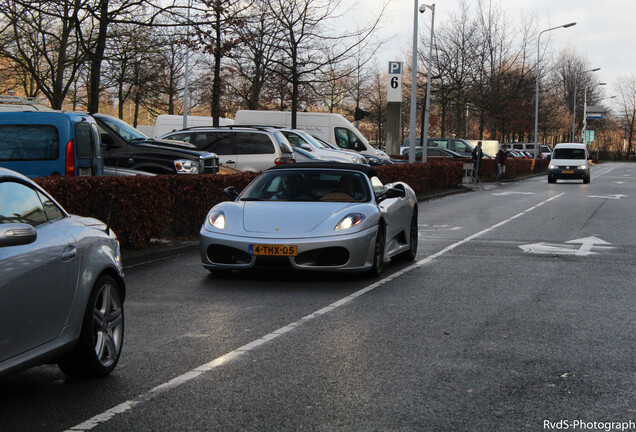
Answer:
240, 197, 263, 201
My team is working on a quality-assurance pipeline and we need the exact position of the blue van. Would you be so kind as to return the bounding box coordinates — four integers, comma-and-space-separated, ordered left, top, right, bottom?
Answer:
0, 111, 103, 178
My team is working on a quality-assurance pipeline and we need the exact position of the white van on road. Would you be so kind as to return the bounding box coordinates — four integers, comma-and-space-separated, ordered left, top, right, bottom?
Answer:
233, 110, 390, 162
548, 143, 590, 184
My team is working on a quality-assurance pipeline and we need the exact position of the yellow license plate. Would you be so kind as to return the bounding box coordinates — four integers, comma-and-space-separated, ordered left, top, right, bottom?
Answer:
249, 244, 297, 256
562, 170, 574, 174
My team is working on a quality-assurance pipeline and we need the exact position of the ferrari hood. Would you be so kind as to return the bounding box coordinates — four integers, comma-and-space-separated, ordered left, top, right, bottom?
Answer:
242, 202, 354, 234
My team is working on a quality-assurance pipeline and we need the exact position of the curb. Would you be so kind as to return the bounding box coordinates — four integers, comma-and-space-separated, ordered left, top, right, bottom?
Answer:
122, 240, 198, 268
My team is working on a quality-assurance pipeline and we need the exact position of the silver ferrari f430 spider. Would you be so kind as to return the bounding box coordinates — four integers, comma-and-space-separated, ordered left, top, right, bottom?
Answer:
200, 163, 418, 277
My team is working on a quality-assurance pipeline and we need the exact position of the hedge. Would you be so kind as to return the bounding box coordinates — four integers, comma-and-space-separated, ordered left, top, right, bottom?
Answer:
35, 159, 546, 248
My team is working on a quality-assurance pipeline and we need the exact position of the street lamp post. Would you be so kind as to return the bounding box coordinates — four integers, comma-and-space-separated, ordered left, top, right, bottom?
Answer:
408, 0, 419, 164
572, 68, 600, 142
420, 4, 435, 163
582, 82, 606, 145
408, 2, 430, 164
182, 0, 192, 129
534, 22, 576, 158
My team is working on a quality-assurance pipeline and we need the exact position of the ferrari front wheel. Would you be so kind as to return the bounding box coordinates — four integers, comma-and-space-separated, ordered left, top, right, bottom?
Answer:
397, 207, 418, 261
369, 225, 386, 277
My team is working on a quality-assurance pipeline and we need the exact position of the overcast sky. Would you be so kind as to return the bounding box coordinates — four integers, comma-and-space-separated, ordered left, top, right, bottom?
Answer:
360, 0, 634, 101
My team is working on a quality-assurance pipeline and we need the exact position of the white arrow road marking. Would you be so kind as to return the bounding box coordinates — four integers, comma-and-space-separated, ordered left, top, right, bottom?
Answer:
587, 194, 628, 200
519, 236, 614, 256
565, 236, 614, 256
492, 192, 535, 196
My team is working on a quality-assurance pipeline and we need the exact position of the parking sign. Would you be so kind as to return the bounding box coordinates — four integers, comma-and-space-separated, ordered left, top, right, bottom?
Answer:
387, 61, 403, 103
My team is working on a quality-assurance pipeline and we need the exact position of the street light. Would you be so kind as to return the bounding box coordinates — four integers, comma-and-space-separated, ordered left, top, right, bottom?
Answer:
572, 67, 600, 142
534, 22, 576, 158
420, 3, 435, 163
408, 2, 430, 164
582, 82, 606, 145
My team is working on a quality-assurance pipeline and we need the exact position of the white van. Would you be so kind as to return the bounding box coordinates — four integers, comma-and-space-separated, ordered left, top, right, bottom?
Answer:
153, 114, 233, 138
233, 110, 390, 161
548, 143, 590, 184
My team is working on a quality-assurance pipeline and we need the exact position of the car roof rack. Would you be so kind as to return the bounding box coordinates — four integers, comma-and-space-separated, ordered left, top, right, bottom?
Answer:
175, 125, 279, 132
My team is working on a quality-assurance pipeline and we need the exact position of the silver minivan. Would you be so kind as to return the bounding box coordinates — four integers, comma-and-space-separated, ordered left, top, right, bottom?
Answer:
161, 126, 295, 172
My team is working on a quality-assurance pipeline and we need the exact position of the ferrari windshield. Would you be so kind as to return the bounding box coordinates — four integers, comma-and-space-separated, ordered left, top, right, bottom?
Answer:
240, 169, 371, 202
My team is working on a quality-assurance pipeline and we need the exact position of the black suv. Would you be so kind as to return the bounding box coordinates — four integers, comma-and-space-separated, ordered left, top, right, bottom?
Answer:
94, 114, 219, 175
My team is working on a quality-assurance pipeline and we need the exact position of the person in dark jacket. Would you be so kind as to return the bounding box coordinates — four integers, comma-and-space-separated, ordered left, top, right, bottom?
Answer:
471, 141, 483, 180
496, 144, 508, 182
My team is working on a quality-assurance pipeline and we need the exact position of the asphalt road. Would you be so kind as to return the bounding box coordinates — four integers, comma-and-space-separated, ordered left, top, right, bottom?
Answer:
1, 162, 634, 432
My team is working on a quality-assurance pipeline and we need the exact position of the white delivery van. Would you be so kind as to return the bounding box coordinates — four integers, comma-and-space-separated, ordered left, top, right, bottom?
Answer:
153, 114, 234, 138
233, 110, 390, 161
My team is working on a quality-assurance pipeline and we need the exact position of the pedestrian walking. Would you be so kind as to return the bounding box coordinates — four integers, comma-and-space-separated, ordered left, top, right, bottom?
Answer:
496, 144, 508, 182
472, 141, 483, 181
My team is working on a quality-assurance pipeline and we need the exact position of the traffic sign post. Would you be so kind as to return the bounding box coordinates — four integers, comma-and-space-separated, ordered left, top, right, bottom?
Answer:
386, 61, 403, 156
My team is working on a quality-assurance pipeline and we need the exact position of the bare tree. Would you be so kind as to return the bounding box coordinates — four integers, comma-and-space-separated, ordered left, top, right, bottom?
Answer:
614, 76, 636, 160
362, 63, 387, 147
192, 0, 249, 125
0, 0, 85, 108
226, 0, 279, 110
266, 0, 384, 128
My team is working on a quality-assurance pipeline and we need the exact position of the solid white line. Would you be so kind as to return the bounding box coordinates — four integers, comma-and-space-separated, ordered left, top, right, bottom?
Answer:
64, 192, 565, 432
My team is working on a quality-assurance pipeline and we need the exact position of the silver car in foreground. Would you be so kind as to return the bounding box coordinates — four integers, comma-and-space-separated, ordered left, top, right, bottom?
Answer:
200, 163, 418, 276
0, 168, 125, 378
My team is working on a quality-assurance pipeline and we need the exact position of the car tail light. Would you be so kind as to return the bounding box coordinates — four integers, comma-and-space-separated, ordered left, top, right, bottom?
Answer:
275, 157, 295, 165
65, 140, 75, 177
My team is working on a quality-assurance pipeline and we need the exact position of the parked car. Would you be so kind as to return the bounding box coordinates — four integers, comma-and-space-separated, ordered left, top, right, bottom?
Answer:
0, 95, 55, 112
200, 162, 418, 277
93, 114, 219, 175
278, 128, 368, 164
0, 167, 125, 378
400, 147, 464, 159
505, 150, 524, 159
311, 134, 390, 165
233, 110, 391, 162
548, 143, 590, 184
159, 125, 295, 172
540, 145, 553, 159
0, 111, 104, 178
401, 137, 493, 159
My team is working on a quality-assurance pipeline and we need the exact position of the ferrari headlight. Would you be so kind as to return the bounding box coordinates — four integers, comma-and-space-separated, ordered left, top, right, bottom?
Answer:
174, 159, 200, 174
208, 210, 225, 229
335, 213, 365, 231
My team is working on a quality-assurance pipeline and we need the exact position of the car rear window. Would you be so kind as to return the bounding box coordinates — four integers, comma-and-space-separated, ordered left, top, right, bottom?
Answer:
0, 125, 58, 161
74, 122, 94, 158
553, 148, 586, 159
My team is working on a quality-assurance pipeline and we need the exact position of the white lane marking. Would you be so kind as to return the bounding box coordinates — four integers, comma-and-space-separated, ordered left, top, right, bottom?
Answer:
65, 192, 565, 432
491, 191, 535, 196
587, 194, 628, 200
